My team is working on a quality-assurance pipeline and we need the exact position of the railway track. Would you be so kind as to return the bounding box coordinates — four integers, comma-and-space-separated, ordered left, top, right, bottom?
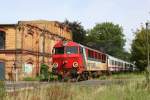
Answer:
4, 79, 139, 92
5, 81, 48, 92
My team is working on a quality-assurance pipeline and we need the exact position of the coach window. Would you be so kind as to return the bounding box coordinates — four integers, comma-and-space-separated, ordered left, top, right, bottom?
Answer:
117, 62, 119, 66
102, 55, 105, 63
95, 52, 98, 59
99, 54, 102, 61
88, 50, 91, 58
118, 62, 120, 66
120, 62, 122, 66
91, 51, 94, 58
101, 55, 103, 61
112, 60, 114, 65
88, 50, 92, 58
115, 61, 117, 66
94, 52, 97, 59
126, 63, 128, 67
119, 62, 121, 66
66, 46, 78, 54
0, 31, 5, 49
96, 53, 99, 60
98, 53, 100, 60
88, 50, 90, 57
93, 52, 95, 59
103, 55, 106, 61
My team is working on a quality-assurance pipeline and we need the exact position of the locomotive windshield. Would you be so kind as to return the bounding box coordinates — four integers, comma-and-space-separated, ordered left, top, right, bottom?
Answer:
54, 46, 78, 54
54, 47, 64, 54
66, 46, 78, 54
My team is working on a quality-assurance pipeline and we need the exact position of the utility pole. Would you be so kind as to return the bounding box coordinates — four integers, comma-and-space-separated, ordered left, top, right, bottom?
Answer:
146, 21, 150, 84
146, 22, 150, 69
42, 26, 46, 64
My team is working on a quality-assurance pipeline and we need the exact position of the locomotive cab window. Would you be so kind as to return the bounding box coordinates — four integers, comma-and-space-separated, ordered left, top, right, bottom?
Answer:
54, 47, 64, 54
66, 46, 78, 54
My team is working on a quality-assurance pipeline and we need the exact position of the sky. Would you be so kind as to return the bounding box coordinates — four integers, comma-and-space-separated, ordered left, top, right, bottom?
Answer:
0, 0, 150, 52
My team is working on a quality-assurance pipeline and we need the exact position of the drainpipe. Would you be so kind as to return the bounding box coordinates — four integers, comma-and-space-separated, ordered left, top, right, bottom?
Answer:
15, 24, 18, 81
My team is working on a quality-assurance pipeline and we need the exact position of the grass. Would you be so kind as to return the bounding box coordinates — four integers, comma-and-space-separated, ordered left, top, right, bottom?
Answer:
1, 73, 150, 100
4, 81, 150, 100
0, 81, 6, 100
99, 72, 144, 80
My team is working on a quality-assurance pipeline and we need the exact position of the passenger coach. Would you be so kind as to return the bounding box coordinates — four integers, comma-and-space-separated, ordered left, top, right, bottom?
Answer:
107, 55, 134, 72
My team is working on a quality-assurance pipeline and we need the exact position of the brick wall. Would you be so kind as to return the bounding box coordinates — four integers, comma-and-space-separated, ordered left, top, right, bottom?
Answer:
0, 20, 72, 80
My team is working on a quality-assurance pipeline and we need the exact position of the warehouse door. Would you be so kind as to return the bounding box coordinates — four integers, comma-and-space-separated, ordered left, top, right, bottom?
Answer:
0, 62, 5, 80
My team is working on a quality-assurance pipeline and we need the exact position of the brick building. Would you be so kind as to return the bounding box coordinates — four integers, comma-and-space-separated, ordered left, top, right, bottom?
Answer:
0, 20, 72, 80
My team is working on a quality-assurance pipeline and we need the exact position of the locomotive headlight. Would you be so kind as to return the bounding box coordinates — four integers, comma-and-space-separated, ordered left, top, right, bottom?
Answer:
73, 62, 78, 67
53, 63, 58, 68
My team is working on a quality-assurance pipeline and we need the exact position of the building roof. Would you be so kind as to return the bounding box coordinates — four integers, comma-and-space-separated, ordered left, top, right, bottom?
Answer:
0, 20, 67, 28
0, 24, 16, 27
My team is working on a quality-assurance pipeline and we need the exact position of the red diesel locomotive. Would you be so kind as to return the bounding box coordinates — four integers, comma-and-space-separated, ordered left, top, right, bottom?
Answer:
52, 41, 107, 80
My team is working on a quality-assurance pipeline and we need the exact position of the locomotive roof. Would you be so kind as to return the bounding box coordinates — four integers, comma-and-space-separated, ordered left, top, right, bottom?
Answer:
107, 54, 133, 64
54, 41, 105, 54
79, 44, 105, 54
54, 41, 79, 47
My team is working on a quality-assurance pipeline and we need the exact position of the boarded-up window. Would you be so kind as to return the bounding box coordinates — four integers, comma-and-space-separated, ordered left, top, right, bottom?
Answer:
25, 33, 33, 50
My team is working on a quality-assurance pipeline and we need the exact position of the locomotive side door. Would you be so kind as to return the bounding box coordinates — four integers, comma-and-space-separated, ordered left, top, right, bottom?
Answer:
80, 46, 88, 68
79, 46, 86, 67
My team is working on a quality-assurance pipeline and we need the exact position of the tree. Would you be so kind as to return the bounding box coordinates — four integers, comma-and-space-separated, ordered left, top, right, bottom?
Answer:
85, 22, 126, 59
131, 27, 150, 71
63, 20, 86, 44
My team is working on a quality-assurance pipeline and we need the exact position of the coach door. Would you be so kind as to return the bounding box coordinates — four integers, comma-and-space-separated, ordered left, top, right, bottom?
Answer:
0, 61, 5, 80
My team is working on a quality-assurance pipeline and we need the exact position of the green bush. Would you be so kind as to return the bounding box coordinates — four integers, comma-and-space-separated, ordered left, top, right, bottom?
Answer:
40, 64, 49, 81
49, 72, 59, 81
99, 75, 107, 80
0, 81, 6, 100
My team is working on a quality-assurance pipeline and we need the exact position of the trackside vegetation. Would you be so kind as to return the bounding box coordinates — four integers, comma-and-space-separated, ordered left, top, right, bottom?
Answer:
0, 81, 6, 100
3, 81, 150, 100
1, 73, 150, 100
99, 72, 143, 80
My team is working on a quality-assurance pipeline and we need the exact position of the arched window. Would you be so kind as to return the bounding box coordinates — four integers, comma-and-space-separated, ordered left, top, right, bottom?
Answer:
0, 31, 5, 49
